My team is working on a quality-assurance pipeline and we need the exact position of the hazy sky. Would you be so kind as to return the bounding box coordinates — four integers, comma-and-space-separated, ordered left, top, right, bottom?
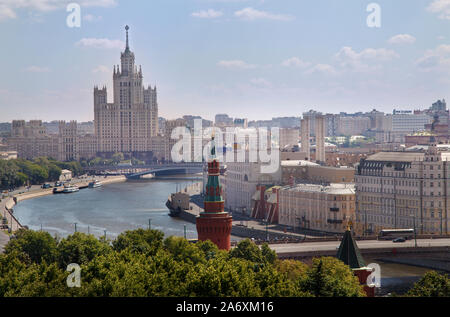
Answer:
0, 0, 450, 122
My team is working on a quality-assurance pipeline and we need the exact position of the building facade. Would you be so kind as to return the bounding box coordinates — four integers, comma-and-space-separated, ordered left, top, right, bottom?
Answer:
94, 26, 158, 156
278, 183, 356, 233
355, 146, 450, 235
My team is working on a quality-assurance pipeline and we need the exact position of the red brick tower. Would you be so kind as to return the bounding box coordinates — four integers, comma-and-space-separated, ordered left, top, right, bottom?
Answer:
196, 138, 232, 250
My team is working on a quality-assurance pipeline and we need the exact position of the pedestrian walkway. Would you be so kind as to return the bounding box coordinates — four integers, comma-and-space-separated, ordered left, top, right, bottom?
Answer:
0, 231, 9, 253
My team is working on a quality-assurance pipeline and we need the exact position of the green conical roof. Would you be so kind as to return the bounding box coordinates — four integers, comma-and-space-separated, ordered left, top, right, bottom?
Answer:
336, 229, 366, 269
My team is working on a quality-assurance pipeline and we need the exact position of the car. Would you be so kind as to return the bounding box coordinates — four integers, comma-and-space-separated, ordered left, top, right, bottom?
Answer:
393, 237, 406, 243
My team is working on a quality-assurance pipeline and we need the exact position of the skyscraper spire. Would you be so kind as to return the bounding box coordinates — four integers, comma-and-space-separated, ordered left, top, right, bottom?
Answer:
125, 25, 130, 52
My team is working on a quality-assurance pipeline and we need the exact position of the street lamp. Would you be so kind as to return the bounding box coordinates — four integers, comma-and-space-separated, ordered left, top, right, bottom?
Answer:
410, 212, 418, 248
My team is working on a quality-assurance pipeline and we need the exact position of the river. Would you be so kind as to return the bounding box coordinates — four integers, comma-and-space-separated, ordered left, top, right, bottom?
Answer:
13, 178, 201, 240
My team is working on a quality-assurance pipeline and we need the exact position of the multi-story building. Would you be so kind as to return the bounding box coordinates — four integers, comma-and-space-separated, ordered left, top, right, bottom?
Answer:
225, 156, 282, 213
279, 128, 299, 149
278, 183, 356, 233
337, 116, 371, 136
58, 121, 78, 161
11, 120, 46, 138
215, 114, 233, 127
355, 145, 450, 235
281, 160, 355, 184
233, 118, 248, 129
7, 120, 97, 161
94, 26, 158, 157
164, 118, 187, 162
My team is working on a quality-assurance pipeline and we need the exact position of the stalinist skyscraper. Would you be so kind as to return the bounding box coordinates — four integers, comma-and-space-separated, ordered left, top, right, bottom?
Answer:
94, 26, 158, 158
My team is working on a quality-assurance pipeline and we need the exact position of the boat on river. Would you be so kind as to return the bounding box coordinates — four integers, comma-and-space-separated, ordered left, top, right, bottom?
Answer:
62, 185, 79, 193
88, 180, 103, 188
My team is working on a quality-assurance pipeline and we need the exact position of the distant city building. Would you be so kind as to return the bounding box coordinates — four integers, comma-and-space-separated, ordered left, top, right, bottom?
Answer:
158, 117, 166, 135
279, 128, 299, 150
0, 122, 11, 134
94, 26, 158, 157
248, 117, 301, 129
215, 114, 233, 127
337, 116, 371, 136
233, 118, 248, 129
183, 115, 213, 129
7, 120, 97, 161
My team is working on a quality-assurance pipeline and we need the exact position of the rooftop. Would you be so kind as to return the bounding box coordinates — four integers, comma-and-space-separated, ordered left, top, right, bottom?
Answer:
281, 183, 355, 195
281, 160, 319, 167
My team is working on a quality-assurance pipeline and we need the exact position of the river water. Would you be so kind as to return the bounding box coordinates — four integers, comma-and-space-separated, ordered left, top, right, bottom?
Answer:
13, 178, 201, 240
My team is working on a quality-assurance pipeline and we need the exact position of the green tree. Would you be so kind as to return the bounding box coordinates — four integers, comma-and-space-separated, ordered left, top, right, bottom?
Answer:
4, 229, 57, 264
229, 239, 263, 263
112, 229, 164, 256
406, 271, 450, 297
112, 152, 125, 164
57, 232, 111, 268
298, 257, 365, 297
275, 259, 309, 282
48, 164, 62, 182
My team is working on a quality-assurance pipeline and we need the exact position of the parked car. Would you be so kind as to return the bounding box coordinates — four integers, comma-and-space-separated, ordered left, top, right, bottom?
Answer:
42, 183, 52, 189
393, 237, 406, 243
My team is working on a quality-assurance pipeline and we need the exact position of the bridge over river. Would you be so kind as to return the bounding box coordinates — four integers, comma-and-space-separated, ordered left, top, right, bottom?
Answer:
84, 163, 204, 179
269, 238, 450, 271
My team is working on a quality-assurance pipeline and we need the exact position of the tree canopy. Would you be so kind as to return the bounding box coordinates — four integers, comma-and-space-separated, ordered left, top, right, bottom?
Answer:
0, 229, 368, 297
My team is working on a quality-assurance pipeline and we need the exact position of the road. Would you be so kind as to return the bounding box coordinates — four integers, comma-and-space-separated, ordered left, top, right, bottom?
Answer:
269, 238, 450, 255
0, 231, 8, 253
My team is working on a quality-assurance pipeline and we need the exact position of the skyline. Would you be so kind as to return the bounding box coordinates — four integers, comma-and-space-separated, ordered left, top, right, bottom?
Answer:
1, 0, 450, 122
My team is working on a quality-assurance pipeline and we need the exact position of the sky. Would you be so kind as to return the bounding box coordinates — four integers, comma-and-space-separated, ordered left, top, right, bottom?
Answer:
0, 0, 450, 122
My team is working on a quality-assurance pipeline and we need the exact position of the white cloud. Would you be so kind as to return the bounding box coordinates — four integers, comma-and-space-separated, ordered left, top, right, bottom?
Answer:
217, 60, 257, 69
250, 78, 271, 87
234, 7, 294, 21
416, 44, 450, 71
0, 5, 16, 21
388, 34, 416, 45
76, 38, 125, 49
281, 57, 311, 68
334, 46, 399, 72
0, 0, 117, 22
92, 65, 110, 73
304, 64, 337, 76
191, 9, 223, 19
427, 0, 450, 19
24, 66, 51, 73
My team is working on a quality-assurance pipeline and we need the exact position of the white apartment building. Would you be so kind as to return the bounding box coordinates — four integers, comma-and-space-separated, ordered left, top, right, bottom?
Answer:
278, 183, 356, 233
225, 159, 282, 213
355, 145, 450, 235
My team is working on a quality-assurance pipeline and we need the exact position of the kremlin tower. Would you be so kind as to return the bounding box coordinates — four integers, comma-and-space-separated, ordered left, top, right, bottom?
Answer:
196, 137, 233, 250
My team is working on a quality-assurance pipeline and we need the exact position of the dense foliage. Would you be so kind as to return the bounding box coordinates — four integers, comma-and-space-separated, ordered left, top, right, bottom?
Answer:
0, 229, 367, 297
406, 271, 450, 297
0, 158, 83, 190
80, 153, 145, 168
